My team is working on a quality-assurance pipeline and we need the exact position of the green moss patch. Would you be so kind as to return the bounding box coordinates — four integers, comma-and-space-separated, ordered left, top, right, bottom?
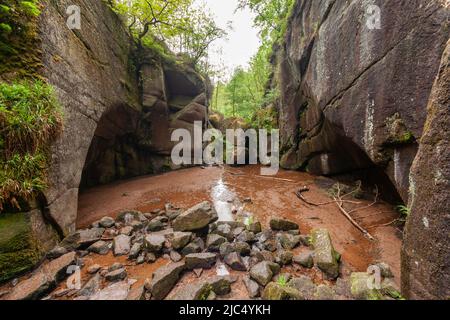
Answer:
0, 212, 42, 282
0, 0, 43, 78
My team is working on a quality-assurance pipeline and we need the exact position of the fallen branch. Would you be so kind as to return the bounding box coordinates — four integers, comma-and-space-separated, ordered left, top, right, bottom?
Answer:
334, 196, 375, 241
295, 187, 361, 206
366, 219, 400, 229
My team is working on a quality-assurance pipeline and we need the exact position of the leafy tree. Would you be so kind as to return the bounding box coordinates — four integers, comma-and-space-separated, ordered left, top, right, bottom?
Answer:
214, 0, 294, 124
109, 0, 225, 69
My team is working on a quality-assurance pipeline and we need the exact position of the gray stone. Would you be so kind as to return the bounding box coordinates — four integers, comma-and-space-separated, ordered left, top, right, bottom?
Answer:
236, 230, 256, 243
170, 232, 192, 250
105, 268, 127, 282
247, 222, 262, 234
249, 261, 280, 286
147, 219, 165, 232
181, 242, 202, 255
89, 281, 130, 300
108, 262, 124, 272
314, 284, 336, 300
127, 285, 145, 300
215, 223, 234, 241
207, 276, 232, 296
173, 201, 218, 231
146, 252, 157, 263
350, 272, 383, 300
113, 234, 131, 256
371, 262, 394, 278
99, 216, 115, 228
279, 233, 300, 250
311, 229, 340, 279
149, 261, 186, 300
61, 228, 105, 250
78, 273, 101, 296
87, 264, 101, 274
47, 246, 68, 259
206, 234, 227, 252
88, 240, 111, 255
5, 252, 76, 300
120, 226, 133, 236
293, 251, 314, 268
243, 276, 260, 298
145, 234, 166, 253
128, 243, 142, 259
270, 218, 299, 231
170, 250, 182, 262
170, 281, 212, 300
185, 253, 217, 269
219, 242, 251, 257
224, 252, 247, 271
276, 250, 293, 265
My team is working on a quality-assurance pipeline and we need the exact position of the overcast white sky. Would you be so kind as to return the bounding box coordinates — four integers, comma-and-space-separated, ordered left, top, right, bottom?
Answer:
194, 0, 261, 81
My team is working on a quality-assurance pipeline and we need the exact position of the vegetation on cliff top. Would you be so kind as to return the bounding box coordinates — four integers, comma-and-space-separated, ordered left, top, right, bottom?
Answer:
212, 0, 294, 126
108, 0, 226, 74
0, 81, 63, 211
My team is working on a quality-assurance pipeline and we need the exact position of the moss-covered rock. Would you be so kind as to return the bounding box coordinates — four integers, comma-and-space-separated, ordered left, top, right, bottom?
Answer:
0, 210, 58, 283
262, 282, 304, 300
311, 228, 340, 279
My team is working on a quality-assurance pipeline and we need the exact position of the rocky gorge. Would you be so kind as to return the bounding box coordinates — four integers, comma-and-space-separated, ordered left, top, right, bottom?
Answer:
0, 0, 448, 300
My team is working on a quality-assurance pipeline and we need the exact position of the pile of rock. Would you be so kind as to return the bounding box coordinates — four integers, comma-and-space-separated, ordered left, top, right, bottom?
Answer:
3, 200, 400, 301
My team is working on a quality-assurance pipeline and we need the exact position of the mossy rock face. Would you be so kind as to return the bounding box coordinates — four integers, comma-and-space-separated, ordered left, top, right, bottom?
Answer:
0, 210, 58, 283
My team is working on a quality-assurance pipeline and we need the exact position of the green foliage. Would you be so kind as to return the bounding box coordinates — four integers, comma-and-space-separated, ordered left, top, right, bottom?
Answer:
0, 0, 42, 75
213, 42, 273, 121
108, 0, 225, 69
276, 275, 288, 287
251, 103, 278, 130
238, 0, 295, 44
0, 80, 63, 211
395, 205, 411, 219
214, 0, 294, 124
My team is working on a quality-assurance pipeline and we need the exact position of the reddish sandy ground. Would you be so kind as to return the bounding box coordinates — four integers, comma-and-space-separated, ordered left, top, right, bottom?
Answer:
75, 165, 402, 299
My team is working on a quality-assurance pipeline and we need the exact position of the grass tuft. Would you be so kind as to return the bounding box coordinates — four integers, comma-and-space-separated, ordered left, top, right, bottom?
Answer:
0, 80, 63, 211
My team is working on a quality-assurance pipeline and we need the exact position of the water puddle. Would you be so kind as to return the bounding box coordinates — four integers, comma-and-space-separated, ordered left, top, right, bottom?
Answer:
211, 178, 239, 221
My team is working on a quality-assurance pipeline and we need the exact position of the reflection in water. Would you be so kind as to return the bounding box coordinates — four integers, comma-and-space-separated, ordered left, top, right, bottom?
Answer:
211, 178, 237, 222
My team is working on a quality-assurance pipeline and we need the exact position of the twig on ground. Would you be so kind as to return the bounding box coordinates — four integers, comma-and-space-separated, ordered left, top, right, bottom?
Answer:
333, 183, 376, 241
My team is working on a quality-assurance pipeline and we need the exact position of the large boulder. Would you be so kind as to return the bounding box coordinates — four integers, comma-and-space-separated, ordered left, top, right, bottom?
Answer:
113, 234, 131, 256
170, 281, 212, 300
169, 232, 193, 250
185, 253, 217, 270
311, 229, 340, 279
275, 0, 448, 201
144, 234, 166, 253
249, 261, 280, 287
270, 218, 299, 231
5, 252, 76, 300
173, 202, 218, 232
89, 281, 131, 300
148, 261, 186, 300
0, 210, 59, 283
